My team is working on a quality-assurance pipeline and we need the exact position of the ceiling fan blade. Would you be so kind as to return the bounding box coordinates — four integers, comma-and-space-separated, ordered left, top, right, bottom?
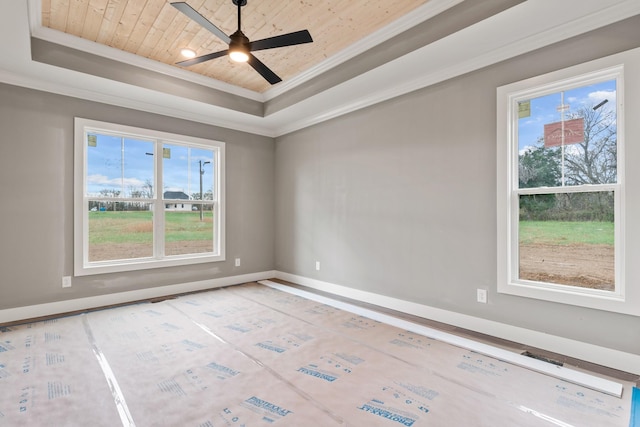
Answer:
249, 30, 313, 52
171, 2, 231, 44
176, 50, 228, 67
248, 54, 282, 85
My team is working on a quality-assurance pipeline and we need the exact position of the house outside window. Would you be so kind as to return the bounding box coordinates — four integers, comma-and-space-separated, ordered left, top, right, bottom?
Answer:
497, 48, 640, 316
74, 118, 225, 276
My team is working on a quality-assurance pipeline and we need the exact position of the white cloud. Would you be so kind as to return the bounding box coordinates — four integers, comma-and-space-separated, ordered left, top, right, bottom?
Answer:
562, 89, 616, 114
588, 89, 616, 106
87, 174, 145, 188
519, 145, 536, 155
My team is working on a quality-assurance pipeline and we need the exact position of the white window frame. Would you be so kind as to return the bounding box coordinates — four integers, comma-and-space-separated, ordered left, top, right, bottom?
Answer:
74, 118, 225, 276
497, 48, 640, 316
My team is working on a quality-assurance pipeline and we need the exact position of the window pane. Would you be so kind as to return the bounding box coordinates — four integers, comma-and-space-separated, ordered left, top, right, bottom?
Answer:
86, 134, 154, 198
88, 202, 153, 262
162, 144, 215, 201
518, 192, 614, 290
517, 79, 617, 188
165, 206, 214, 256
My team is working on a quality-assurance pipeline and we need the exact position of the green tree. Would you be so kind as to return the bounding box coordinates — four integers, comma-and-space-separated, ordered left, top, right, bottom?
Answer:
519, 141, 561, 188
518, 142, 561, 220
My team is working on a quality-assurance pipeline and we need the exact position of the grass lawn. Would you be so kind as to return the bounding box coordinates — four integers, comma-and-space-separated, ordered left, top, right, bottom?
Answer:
519, 220, 614, 246
89, 210, 213, 244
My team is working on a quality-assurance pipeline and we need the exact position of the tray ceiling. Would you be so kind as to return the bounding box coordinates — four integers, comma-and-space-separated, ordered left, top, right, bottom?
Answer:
41, 0, 430, 93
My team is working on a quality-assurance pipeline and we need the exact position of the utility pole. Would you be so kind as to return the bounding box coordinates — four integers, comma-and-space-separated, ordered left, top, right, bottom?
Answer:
199, 160, 211, 221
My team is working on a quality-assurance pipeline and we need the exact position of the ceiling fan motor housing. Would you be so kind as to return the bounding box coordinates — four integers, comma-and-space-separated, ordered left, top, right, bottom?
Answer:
230, 30, 250, 50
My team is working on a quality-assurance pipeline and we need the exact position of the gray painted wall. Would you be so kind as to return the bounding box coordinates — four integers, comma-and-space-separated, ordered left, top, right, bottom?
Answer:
1, 13, 639, 358
274, 17, 640, 355
0, 84, 275, 309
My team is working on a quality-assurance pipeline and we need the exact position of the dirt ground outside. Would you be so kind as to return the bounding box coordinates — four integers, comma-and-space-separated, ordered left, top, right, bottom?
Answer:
519, 243, 614, 291
90, 241, 613, 291
89, 241, 213, 262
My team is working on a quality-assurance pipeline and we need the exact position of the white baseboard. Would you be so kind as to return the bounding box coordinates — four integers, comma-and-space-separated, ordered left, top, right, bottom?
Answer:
4, 269, 637, 379
260, 279, 625, 397
0, 270, 275, 324
274, 272, 640, 377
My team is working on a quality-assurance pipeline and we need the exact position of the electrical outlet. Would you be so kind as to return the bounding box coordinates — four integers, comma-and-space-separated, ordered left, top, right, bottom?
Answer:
315, 261, 320, 271
62, 276, 72, 288
235, 258, 241, 267
477, 289, 487, 304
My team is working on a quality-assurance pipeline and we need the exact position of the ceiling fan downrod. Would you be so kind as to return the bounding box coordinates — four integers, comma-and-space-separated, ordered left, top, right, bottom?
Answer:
232, 0, 247, 32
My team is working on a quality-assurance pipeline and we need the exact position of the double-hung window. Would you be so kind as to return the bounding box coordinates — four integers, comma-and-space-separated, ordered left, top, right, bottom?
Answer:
497, 48, 640, 315
74, 118, 225, 276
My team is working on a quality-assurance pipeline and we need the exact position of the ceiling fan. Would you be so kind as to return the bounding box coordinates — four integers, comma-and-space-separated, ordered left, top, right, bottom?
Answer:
171, 1, 313, 85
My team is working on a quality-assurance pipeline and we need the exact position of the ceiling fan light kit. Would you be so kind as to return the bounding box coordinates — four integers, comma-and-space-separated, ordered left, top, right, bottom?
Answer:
229, 30, 250, 63
180, 48, 197, 58
171, 0, 313, 84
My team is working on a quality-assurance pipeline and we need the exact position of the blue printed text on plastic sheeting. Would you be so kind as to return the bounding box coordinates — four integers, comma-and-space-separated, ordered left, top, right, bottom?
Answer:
0, 364, 9, 380
182, 340, 206, 351
244, 396, 292, 418
225, 324, 251, 333
398, 383, 439, 401
161, 322, 181, 331
0, 341, 15, 352
145, 309, 164, 317
206, 362, 239, 379
297, 366, 337, 382
358, 402, 416, 426
256, 341, 286, 353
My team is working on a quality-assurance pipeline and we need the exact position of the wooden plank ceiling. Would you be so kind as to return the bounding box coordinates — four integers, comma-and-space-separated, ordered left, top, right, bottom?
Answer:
41, 0, 430, 93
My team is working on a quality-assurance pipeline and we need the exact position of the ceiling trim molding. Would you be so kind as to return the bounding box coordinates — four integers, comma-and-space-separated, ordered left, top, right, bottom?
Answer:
270, 0, 640, 136
0, 68, 278, 137
28, 0, 464, 102
262, 0, 465, 101
27, 0, 464, 103
26, 0, 264, 102
6, 0, 640, 138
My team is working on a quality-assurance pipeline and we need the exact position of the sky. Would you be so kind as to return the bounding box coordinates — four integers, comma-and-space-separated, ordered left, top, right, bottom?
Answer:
86, 135, 215, 199
517, 78, 617, 154
84, 79, 614, 199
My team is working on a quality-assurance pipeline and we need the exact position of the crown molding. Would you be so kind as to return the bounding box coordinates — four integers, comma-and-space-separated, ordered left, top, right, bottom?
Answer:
6, 0, 640, 138
29, 26, 264, 102
270, 0, 640, 136
26, 0, 463, 103
26, 0, 264, 102
0, 67, 278, 137
262, 0, 465, 101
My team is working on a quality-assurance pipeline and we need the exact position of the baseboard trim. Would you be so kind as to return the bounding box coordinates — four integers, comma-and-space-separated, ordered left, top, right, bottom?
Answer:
0, 270, 275, 324
273, 272, 640, 378
3, 269, 637, 380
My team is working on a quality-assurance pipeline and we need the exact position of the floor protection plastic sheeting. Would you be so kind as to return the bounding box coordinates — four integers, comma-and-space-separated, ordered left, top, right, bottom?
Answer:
0, 283, 636, 426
